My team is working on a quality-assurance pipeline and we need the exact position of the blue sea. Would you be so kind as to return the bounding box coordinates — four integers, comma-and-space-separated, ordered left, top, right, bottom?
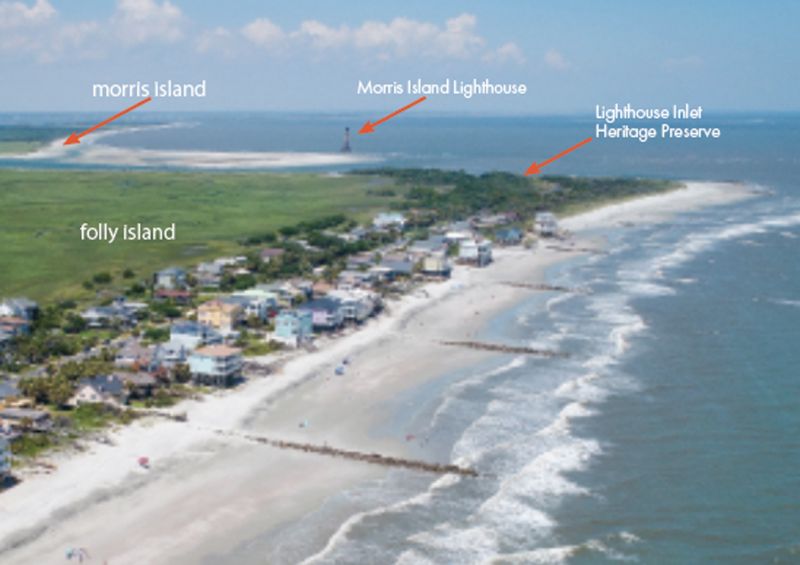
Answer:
2, 113, 799, 563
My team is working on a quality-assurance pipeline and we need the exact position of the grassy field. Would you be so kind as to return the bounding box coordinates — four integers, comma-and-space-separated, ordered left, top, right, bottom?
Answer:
0, 141, 43, 154
0, 170, 402, 301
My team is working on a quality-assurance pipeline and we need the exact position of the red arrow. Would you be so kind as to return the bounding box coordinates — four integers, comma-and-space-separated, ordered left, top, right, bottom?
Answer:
525, 137, 593, 175
359, 96, 427, 134
63, 97, 153, 145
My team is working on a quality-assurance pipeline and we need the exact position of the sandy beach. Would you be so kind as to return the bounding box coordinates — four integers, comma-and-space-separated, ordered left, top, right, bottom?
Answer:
0, 181, 754, 564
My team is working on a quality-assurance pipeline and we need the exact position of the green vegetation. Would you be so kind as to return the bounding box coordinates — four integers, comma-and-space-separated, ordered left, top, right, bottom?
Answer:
0, 125, 71, 154
10, 433, 55, 458
57, 403, 137, 432
0, 141, 42, 154
0, 170, 405, 301
0, 167, 676, 303
10, 405, 137, 463
355, 169, 678, 221
235, 330, 283, 357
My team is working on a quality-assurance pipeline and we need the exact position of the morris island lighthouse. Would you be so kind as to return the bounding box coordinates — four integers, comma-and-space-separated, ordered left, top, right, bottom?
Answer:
340, 127, 352, 153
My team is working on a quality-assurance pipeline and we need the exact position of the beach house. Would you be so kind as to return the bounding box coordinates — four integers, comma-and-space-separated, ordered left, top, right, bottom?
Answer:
197, 299, 244, 332
534, 212, 559, 237
444, 221, 475, 245
170, 321, 223, 350
78, 298, 144, 329
409, 235, 449, 258
255, 282, 306, 308
297, 297, 344, 330
273, 310, 314, 347
118, 372, 157, 399
195, 261, 223, 289
151, 341, 189, 368
188, 345, 243, 387
70, 375, 129, 408
153, 267, 187, 290
233, 288, 280, 318
222, 294, 272, 322
115, 339, 150, 368
459, 239, 493, 267
0, 298, 39, 320
373, 212, 406, 230
0, 317, 30, 337
377, 256, 416, 278
335, 270, 375, 290
328, 290, 379, 323
422, 254, 452, 277
495, 227, 524, 246
259, 247, 285, 263
0, 407, 52, 432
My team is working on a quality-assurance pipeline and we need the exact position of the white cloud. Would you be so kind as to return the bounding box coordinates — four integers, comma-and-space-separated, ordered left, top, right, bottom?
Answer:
113, 0, 184, 45
0, 8, 527, 67
0, 0, 99, 62
0, 0, 55, 29
436, 13, 484, 58
196, 26, 235, 55
350, 14, 484, 58
238, 12, 511, 62
242, 18, 285, 48
484, 42, 525, 64
294, 20, 350, 49
544, 48, 570, 71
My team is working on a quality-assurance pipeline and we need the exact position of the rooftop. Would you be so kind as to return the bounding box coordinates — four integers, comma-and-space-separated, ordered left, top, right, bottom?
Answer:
193, 345, 242, 357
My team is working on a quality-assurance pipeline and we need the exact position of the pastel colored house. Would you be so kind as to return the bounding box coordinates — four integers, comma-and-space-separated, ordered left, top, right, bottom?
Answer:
298, 297, 344, 330
495, 227, 524, 246
273, 310, 314, 347
170, 321, 223, 350
197, 299, 244, 332
188, 345, 243, 387
422, 254, 451, 277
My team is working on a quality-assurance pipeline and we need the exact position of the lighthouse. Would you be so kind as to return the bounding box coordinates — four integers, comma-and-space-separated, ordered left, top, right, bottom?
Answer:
340, 127, 352, 153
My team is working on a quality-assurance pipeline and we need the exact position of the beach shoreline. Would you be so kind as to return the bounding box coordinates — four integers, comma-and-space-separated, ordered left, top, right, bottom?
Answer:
0, 180, 756, 564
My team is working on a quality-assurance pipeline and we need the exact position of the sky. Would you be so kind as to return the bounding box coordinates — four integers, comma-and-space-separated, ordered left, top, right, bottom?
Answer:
0, 0, 798, 113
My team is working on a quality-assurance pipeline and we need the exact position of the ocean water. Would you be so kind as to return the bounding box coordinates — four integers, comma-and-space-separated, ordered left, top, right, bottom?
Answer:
2, 113, 799, 562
